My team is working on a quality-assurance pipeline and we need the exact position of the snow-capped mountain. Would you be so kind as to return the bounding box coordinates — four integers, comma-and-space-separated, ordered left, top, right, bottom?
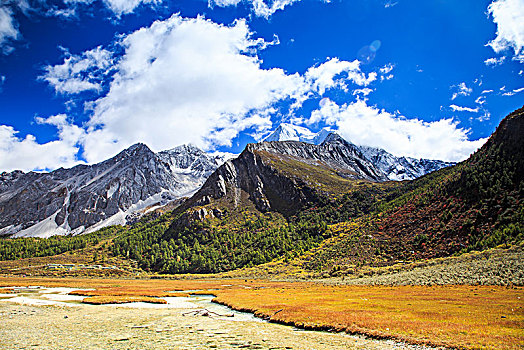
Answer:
192, 132, 388, 215
263, 123, 333, 145
0, 143, 225, 238
360, 146, 455, 181
263, 123, 455, 180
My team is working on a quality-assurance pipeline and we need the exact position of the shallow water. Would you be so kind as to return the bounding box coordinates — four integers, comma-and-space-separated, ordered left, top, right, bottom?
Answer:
0, 286, 264, 322
0, 285, 439, 350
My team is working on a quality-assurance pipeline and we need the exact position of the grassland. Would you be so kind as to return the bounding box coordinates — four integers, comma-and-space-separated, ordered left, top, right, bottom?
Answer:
0, 244, 140, 277
82, 295, 168, 304
1, 276, 522, 349
214, 284, 523, 350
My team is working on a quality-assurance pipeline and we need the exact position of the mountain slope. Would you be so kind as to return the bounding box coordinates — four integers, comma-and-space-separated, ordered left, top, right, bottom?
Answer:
118, 107, 521, 276
108, 133, 403, 273
0, 143, 223, 238
300, 107, 524, 272
190, 134, 389, 215
264, 123, 455, 180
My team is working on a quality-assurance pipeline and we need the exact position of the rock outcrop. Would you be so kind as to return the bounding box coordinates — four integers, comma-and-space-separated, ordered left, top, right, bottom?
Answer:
0, 143, 224, 237
190, 136, 389, 215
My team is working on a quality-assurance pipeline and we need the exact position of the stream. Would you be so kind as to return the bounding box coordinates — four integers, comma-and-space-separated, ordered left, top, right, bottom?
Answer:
0, 286, 440, 350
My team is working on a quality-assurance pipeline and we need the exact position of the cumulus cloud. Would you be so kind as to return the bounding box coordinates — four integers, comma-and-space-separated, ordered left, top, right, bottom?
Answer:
3, 14, 391, 172
209, 0, 301, 18
309, 98, 486, 162
80, 15, 310, 162
487, 0, 524, 63
0, 115, 85, 172
40, 46, 114, 94
304, 58, 376, 95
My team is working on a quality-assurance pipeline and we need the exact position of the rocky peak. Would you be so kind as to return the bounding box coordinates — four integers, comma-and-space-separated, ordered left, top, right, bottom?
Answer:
123, 142, 154, 157
262, 123, 455, 181
190, 136, 391, 216
0, 142, 224, 238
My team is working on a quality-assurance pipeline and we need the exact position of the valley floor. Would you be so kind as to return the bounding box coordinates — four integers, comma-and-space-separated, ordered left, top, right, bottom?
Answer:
0, 277, 522, 349
0, 302, 436, 350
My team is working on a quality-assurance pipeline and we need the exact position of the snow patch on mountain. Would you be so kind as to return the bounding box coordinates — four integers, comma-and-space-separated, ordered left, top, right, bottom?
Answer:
0, 143, 229, 238
263, 123, 333, 145
360, 146, 455, 181
13, 210, 69, 238
263, 123, 455, 180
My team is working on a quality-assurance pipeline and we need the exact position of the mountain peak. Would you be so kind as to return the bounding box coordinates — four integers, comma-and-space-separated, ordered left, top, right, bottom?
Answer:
321, 132, 350, 145
263, 123, 334, 145
1, 141, 225, 238
261, 123, 454, 181
120, 142, 154, 158
163, 143, 205, 155
127, 142, 150, 151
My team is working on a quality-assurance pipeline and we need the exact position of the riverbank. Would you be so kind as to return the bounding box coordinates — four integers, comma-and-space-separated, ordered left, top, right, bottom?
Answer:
0, 276, 522, 349
0, 286, 437, 350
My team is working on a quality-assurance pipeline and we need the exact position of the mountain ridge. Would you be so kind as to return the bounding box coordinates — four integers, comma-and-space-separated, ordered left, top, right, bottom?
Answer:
189, 135, 390, 216
263, 123, 455, 180
0, 143, 225, 238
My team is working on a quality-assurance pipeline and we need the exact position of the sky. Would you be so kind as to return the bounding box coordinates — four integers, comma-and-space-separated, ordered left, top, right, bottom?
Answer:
0, 0, 523, 172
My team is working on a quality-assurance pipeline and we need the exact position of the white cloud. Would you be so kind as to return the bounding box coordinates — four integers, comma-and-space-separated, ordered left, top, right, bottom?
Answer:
475, 96, 485, 105
304, 58, 376, 95
209, 0, 301, 18
0, 5, 19, 54
0, 115, 85, 172
449, 104, 479, 113
477, 110, 491, 122
487, 0, 524, 63
378, 63, 394, 81
352, 88, 373, 96
81, 15, 309, 162
451, 82, 472, 100
384, 1, 398, 8
484, 56, 506, 66
40, 46, 114, 94
309, 98, 486, 162
0, 15, 402, 172
379, 63, 394, 74
101, 0, 161, 16
502, 87, 524, 96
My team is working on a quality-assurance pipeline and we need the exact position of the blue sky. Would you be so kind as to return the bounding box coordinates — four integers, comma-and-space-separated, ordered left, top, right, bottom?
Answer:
0, 0, 522, 172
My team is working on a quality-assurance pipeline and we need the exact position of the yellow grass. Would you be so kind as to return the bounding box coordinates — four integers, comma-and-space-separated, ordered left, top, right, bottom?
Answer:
1, 276, 522, 349
214, 285, 524, 350
82, 295, 167, 305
